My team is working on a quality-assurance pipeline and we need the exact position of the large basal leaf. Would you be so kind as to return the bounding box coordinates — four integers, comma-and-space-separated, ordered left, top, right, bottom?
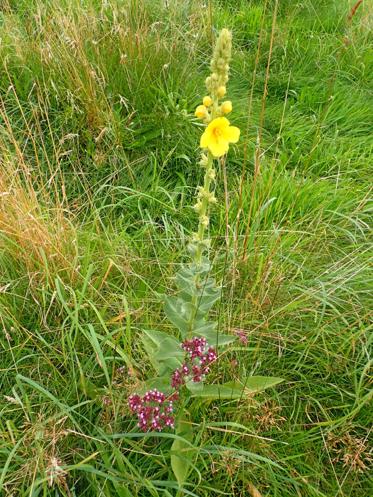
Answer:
189, 376, 284, 400
171, 414, 194, 487
184, 379, 204, 394
141, 334, 161, 374
142, 329, 183, 374
228, 376, 284, 393
193, 319, 217, 336
157, 358, 183, 376
174, 268, 197, 300
142, 329, 181, 353
164, 296, 190, 336
197, 289, 221, 313
146, 375, 173, 392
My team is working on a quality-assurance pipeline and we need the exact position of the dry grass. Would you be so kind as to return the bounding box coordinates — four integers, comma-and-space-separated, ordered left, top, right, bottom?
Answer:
0, 153, 77, 284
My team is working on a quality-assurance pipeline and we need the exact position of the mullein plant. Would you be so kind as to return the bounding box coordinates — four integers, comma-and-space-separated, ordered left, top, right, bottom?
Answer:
128, 29, 282, 486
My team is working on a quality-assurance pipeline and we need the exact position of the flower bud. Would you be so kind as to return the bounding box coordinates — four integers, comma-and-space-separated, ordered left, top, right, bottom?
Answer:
200, 215, 209, 227
203, 96, 212, 107
193, 201, 202, 212
217, 86, 226, 98
195, 104, 207, 119
199, 153, 208, 167
207, 168, 216, 180
221, 100, 232, 114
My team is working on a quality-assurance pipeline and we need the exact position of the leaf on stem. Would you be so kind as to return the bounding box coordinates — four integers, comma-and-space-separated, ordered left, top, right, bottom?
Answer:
171, 414, 194, 487
188, 376, 284, 399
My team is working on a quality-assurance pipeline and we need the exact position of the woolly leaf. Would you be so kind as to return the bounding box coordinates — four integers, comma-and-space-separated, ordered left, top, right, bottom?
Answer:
185, 380, 204, 394
195, 283, 221, 313
189, 376, 284, 399
141, 334, 162, 374
164, 296, 190, 336
175, 268, 221, 314
229, 376, 284, 393
142, 329, 183, 374
187, 383, 243, 399
146, 375, 173, 392
193, 319, 217, 336
171, 414, 194, 487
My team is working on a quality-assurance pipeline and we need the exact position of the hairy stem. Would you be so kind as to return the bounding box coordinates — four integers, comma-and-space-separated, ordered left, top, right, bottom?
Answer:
195, 152, 214, 265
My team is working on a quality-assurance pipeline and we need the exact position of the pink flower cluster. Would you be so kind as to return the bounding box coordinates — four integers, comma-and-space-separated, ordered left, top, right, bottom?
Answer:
128, 389, 178, 432
171, 337, 217, 388
128, 337, 217, 432
234, 328, 248, 345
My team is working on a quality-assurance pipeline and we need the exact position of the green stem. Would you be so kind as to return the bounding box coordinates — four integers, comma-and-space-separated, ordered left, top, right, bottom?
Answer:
188, 98, 219, 336
186, 153, 214, 339
194, 92, 220, 266
195, 152, 214, 265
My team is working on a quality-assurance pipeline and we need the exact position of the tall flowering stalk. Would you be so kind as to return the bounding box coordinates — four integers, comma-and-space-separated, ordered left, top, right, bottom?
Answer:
192, 28, 240, 265
128, 29, 281, 488
128, 27, 238, 429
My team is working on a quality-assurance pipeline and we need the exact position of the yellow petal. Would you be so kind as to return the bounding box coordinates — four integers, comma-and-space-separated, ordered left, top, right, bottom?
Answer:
212, 117, 230, 129
208, 139, 229, 157
224, 125, 240, 143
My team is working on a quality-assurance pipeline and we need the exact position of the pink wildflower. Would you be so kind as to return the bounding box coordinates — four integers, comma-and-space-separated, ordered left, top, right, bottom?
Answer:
128, 389, 175, 432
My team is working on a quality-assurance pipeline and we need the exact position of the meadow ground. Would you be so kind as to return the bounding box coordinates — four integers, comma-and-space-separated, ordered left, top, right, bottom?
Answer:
0, 0, 372, 496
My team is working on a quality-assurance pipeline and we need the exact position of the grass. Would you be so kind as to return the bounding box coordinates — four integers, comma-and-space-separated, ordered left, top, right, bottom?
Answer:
0, 0, 372, 495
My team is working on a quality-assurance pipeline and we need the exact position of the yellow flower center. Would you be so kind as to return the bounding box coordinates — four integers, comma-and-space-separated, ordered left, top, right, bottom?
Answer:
200, 117, 240, 158
213, 126, 223, 138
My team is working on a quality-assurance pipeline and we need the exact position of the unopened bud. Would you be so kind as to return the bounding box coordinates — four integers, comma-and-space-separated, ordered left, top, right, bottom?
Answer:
195, 104, 207, 119
217, 86, 226, 98
193, 202, 202, 212
200, 215, 209, 227
207, 168, 216, 180
203, 96, 212, 107
221, 100, 232, 114
199, 153, 208, 166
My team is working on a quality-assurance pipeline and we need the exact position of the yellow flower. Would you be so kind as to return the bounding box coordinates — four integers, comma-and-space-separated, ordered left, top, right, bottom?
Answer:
195, 104, 207, 119
200, 117, 240, 157
221, 100, 232, 114
217, 86, 226, 98
203, 96, 212, 107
